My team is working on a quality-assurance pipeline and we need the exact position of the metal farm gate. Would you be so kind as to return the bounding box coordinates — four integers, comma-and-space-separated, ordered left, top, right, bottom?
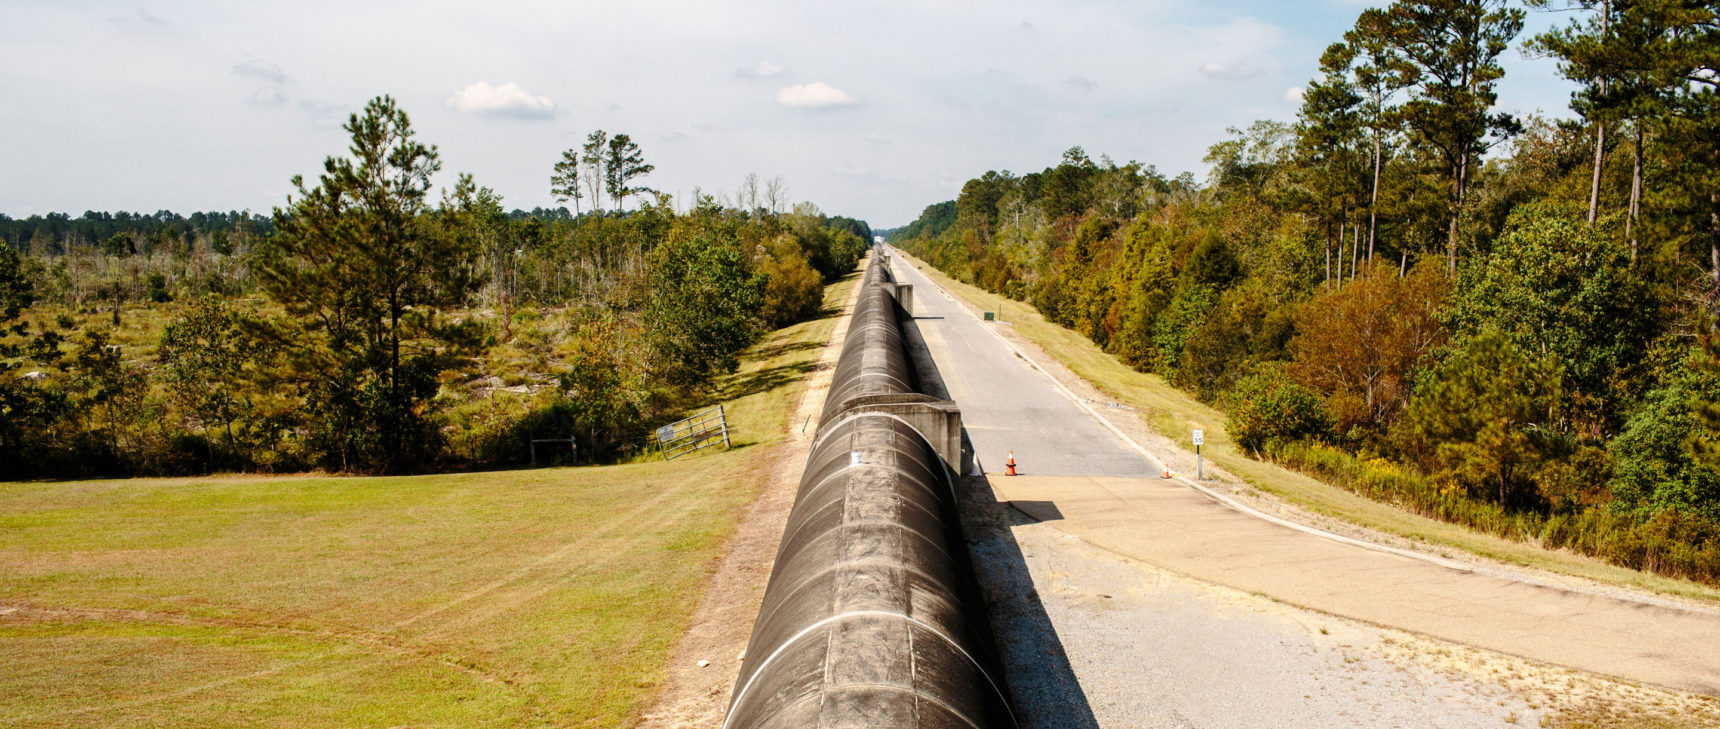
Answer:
655, 405, 732, 460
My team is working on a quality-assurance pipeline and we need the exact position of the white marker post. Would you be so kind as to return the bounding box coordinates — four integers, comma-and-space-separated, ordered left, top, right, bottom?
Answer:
1191, 429, 1204, 480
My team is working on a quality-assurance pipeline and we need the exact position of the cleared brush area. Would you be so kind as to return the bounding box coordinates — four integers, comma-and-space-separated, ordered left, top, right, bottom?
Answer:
892, 250, 1720, 604
0, 273, 855, 728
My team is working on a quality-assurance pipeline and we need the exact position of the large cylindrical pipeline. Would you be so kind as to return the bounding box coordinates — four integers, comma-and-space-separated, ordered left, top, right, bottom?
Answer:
820, 282, 915, 420
724, 413, 1013, 729
725, 254, 1014, 729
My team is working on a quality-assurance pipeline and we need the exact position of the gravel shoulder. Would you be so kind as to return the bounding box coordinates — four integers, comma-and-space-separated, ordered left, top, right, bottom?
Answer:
958, 472, 1720, 728
986, 474, 1720, 697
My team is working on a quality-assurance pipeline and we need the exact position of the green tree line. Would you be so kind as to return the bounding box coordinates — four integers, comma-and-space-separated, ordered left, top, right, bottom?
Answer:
894, 0, 1720, 583
0, 95, 868, 477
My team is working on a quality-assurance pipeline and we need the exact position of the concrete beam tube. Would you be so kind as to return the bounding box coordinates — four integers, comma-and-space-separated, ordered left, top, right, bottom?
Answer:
820, 283, 915, 420
725, 256, 1013, 729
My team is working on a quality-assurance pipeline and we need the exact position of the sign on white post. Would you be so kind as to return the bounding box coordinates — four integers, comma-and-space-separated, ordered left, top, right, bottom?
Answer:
1192, 429, 1205, 480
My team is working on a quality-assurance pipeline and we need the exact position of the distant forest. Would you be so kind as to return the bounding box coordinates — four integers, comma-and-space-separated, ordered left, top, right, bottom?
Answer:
0, 95, 869, 478
894, 0, 1720, 584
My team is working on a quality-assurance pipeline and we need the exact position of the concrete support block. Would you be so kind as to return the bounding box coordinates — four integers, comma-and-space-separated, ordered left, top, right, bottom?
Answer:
835, 394, 964, 476
876, 282, 914, 317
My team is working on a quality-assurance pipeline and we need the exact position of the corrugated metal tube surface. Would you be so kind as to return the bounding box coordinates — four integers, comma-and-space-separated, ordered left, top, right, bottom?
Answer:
725, 254, 1015, 729
819, 278, 914, 420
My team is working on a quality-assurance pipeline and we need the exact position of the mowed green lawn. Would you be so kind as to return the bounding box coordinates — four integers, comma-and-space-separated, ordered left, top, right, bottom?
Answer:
0, 274, 854, 728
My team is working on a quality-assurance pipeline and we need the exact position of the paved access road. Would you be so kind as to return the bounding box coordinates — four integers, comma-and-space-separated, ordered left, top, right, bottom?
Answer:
887, 256, 1152, 478
885, 250, 1720, 698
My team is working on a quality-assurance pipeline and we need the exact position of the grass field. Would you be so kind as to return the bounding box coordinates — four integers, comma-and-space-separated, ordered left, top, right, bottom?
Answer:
0, 274, 855, 728
893, 250, 1720, 604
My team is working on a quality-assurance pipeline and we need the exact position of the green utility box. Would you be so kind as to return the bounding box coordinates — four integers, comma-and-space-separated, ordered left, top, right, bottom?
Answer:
983, 312, 995, 321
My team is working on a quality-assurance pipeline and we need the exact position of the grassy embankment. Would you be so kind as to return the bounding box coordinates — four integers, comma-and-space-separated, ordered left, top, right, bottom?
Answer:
894, 249, 1720, 603
0, 272, 855, 728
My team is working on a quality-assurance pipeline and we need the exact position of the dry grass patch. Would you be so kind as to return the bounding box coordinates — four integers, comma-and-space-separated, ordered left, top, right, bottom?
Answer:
0, 274, 856, 728
1374, 634, 1720, 729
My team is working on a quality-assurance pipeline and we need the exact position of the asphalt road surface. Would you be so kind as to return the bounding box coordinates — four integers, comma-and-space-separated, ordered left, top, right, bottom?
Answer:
886, 255, 1153, 479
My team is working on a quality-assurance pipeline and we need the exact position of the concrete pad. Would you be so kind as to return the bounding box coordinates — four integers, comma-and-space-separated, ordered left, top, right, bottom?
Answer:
987, 474, 1720, 695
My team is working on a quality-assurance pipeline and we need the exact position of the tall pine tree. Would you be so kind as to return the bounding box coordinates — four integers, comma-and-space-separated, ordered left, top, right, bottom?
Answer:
257, 95, 484, 472
1380, 0, 1526, 273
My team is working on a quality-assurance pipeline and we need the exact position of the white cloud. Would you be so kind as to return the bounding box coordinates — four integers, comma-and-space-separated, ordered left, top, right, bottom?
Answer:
737, 60, 787, 79
444, 81, 555, 120
297, 99, 343, 114
1199, 62, 1264, 80
1283, 86, 1305, 104
109, 7, 168, 29
233, 59, 287, 85
775, 82, 859, 110
298, 99, 348, 128
246, 87, 287, 107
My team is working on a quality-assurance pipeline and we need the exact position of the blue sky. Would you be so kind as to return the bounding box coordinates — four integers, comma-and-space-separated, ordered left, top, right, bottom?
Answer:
0, 1, 1579, 227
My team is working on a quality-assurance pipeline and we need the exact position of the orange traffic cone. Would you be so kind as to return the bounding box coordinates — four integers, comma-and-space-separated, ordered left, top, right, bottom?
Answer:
1162, 465, 1172, 479
1005, 451, 1017, 476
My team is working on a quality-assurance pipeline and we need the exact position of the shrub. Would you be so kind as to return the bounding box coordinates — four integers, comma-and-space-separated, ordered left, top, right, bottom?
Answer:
759, 237, 823, 328
1272, 441, 1720, 586
644, 228, 764, 387
1287, 259, 1448, 437
1227, 367, 1332, 453
1404, 331, 1563, 509
1609, 351, 1720, 523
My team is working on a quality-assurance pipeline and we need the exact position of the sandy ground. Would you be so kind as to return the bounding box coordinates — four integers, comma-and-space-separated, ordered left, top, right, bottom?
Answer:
959, 475, 1540, 728
635, 271, 864, 729
959, 475, 1720, 727
982, 473, 1720, 698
